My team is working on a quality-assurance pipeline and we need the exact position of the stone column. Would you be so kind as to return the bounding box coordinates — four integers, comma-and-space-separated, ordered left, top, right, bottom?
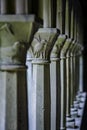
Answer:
71, 1, 74, 39
79, 46, 84, 92
26, 53, 35, 130
15, 0, 27, 14
70, 44, 81, 116
0, 24, 28, 130
50, 35, 66, 130
73, 45, 80, 99
1, 0, 7, 14
43, 0, 52, 27
30, 28, 58, 130
56, 0, 63, 32
70, 42, 77, 107
60, 38, 72, 130
66, 41, 78, 129
65, 0, 70, 36
76, 47, 80, 95
66, 42, 74, 117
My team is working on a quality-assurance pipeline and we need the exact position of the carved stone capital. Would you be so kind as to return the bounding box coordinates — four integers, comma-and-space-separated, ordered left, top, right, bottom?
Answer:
78, 44, 84, 55
30, 28, 59, 61
0, 24, 27, 65
70, 41, 76, 56
70, 41, 77, 56
75, 44, 82, 56
51, 34, 67, 58
66, 40, 75, 57
60, 38, 72, 57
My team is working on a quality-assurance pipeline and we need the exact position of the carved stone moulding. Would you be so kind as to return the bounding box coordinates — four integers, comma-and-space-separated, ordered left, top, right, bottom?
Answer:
0, 15, 42, 68
50, 34, 67, 59
66, 40, 76, 57
70, 41, 77, 57
60, 38, 73, 58
30, 28, 59, 63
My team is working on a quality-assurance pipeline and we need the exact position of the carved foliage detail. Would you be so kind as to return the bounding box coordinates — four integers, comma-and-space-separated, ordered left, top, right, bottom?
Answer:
31, 32, 57, 60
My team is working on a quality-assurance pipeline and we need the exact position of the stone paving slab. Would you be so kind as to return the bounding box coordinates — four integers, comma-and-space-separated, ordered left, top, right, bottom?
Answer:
67, 93, 87, 130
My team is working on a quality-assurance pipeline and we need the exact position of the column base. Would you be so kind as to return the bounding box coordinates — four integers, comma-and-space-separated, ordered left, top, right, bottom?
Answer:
60, 127, 66, 130
66, 116, 75, 128
66, 116, 75, 122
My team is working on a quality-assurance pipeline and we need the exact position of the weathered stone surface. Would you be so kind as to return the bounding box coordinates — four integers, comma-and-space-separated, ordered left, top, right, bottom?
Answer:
60, 38, 72, 57
0, 24, 27, 65
0, 15, 41, 130
30, 28, 58, 130
51, 34, 67, 58
30, 28, 59, 60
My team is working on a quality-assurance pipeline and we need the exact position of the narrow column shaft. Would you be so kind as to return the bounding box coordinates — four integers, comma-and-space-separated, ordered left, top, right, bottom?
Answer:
70, 55, 74, 106
66, 55, 71, 116
73, 55, 76, 100
0, 72, 6, 130
76, 55, 80, 94
79, 54, 83, 92
56, 0, 63, 31
15, 0, 27, 14
71, 4, 74, 39
60, 38, 71, 130
70, 44, 76, 106
0, 67, 28, 130
74, 14, 77, 41
43, 0, 49, 27
50, 59, 60, 130
43, 0, 52, 27
65, 0, 70, 36
73, 47, 79, 97
25, 0, 28, 14
60, 58, 66, 130
1, 0, 7, 14
26, 56, 35, 130
32, 61, 50, 130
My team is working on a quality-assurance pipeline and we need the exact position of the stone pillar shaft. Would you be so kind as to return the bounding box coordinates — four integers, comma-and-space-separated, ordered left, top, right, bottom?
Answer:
65, 0, 70, 36
60, 38, 71, 130
1, 0, 7, 14
50, 59, 60, 130
26, 57, 35, 130
70, 46, 76, 106
15, 0, 27, 14
60, 57, 66, 130
30, 28, 58, 130
43, 0, 52, 27
79, 54, 83, 92
50, 35, 66, 130
66, 55, 71, 116
71, 4, 74, 39
56, 0, 63, 32
0, 66, 28, 130
70, 55, 74, 106
32, 61, 50, 130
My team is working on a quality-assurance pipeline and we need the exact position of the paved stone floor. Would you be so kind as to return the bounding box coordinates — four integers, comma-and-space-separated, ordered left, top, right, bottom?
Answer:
80, 94, 87, 130
67, 93, 87, 130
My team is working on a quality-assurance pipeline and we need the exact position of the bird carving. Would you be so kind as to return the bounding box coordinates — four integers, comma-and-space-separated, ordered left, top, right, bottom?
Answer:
32, 35, 47, 58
